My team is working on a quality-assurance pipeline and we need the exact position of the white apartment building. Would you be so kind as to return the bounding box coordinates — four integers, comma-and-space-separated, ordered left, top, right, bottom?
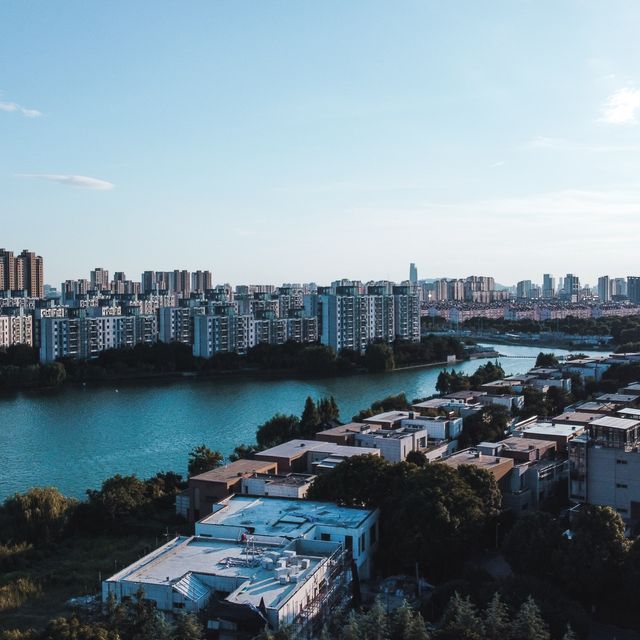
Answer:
158, 307, 193, 345
39, 314, 157, 362
0, 311, 33, 348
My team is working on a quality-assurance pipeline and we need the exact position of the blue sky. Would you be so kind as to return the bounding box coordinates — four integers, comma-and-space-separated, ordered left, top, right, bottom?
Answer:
2, 1, 640, 287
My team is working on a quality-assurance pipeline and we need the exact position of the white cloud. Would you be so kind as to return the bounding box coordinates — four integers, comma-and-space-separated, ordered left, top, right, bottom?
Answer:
18, 174, 115, 190
0, 100, 42, 118
526, 135, 640, 153
489, 161, 504, 168
600, 88, 640, 125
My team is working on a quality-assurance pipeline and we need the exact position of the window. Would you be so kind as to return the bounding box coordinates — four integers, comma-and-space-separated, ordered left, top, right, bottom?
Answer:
321, 533, 331, 541
345, 535, 353, 551
617, 483, 628, 489
370, 524, 377, 546
360, 533, 366, 553
617, 459, 628, 465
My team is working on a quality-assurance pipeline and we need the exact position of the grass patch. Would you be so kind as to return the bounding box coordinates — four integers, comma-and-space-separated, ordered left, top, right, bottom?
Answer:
0, 534, 157, 631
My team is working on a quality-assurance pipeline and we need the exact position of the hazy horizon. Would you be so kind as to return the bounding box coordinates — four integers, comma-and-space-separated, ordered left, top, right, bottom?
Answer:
3, 1, 640, 286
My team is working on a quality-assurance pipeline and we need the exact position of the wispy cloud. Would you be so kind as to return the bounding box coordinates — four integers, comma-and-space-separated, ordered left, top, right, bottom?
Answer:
489, 161, 504, 168
600, 88, 640, 125
0, 98, 42, 118
17, 174, 115, 190
526, 135, 640, 153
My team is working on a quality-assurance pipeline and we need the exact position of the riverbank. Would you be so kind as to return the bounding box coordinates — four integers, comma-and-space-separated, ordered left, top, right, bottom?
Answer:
0, 343, 607, 500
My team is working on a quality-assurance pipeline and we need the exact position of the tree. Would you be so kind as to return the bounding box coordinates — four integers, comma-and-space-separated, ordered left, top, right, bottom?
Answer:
406, 450, 427, 467
296, 345, 337, 375
364, 342, 395, 372
510, 597, 550, 640
535, 353, 559, 368
406, 613, 430, 640
229, 443, 260, 461
42, 616, 117, 639
561, 625, 577, 640
187, 445, 224, 477
85, 474, 148, 522
502, 512, 564, 578
173, 612, 204, 640
256, 414, 300, 449
484, 592, 510, 640
390, 600, 414, 640
0, 487, 76, 544
317, 396, 340, 424
39, 362, 67, 387
436, 370, 452, 395
456, 465, 501, 517
440, 592, 484, 640
544, 386, 570, 417
360, 597, 388, 640
299, 397, 320, 438
560, 505, 628, 607
520, 388, 547, 419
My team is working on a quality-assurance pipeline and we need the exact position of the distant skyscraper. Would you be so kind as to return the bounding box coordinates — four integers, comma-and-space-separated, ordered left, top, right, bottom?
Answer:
15, 250, 44, 298
409, 263, 418, 284
563, 273, 580, 302
90, 267, 110, 291
542, 274, 555, 299
628, 276, 640, 304
597, 276, 611, 302
612, 277, 627, 298
0, 248, 16, 293
516, 280, 533, 299
192, 270, 213, 294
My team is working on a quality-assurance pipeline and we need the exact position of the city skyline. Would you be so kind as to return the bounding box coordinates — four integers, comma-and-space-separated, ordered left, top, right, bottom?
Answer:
3, 2, 640, 285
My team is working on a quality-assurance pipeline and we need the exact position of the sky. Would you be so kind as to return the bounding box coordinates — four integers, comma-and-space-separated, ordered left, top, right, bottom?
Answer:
2, 1, 640, 288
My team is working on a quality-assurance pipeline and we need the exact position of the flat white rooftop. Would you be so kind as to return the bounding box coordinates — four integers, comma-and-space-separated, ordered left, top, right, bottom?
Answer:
521, 422, 585, 438
198, 495, 374, 536
590, 416, 640, 430
105, 535, 330, 611
255, 439, 379, 460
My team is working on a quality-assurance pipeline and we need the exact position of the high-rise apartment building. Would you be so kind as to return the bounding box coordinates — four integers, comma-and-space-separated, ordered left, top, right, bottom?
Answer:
0, 249, 16, 293
628, 276, 640, 304
542, 274, 555, 299
192, 270, 213, 294
563, 273, 580, 302
90, 267, 110, 291
14, 250, 44, 298
597, 276, 611, 302
409, 263, 418, 284
516, 280, 533, 299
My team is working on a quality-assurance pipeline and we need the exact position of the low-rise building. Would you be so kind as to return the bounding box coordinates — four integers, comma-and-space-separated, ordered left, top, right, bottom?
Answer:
439, 449, 514, 483
517, 422, 585, 453
353, 425, 428, 463
240, 473, 315, 500
103, 535, 348, 638
479, 394, 524, 412
254, 439, 379, 474
195, 495, 379, 580
187, 459, 279, 522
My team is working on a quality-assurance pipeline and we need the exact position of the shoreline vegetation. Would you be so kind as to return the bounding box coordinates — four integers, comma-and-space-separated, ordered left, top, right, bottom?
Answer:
0, 335, 470, 394
422, 314, 640, 352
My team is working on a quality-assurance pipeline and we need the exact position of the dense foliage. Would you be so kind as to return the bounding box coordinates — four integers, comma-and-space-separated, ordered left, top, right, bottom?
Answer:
435, 361, 505, 395
307, 455, 501, 581
503, 506, 640, 626
0, 334, 470, 392
458, 314, 640, 342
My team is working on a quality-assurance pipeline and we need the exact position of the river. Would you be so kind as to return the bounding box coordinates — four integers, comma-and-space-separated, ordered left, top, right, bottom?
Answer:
0, 343, 606, 500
